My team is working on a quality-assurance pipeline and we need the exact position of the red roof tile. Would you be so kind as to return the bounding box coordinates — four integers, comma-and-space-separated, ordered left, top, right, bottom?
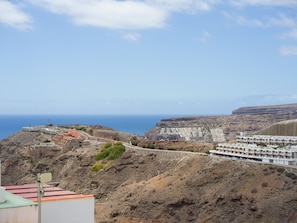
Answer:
4, 184, 93, 202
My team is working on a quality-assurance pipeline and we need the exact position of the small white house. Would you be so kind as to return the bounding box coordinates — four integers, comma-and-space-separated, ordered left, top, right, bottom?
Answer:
0, 187, 38, 223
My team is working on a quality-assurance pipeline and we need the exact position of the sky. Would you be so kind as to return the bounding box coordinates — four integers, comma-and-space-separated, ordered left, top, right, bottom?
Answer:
0, 0, 297, 115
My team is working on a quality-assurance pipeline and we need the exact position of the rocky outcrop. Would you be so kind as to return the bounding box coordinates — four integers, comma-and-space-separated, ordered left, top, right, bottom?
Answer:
232, 103, 297, 115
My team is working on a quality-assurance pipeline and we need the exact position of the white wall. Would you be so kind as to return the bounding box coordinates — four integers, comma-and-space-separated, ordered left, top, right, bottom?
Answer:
0, 206, 38, 223
41, 196, 94, 223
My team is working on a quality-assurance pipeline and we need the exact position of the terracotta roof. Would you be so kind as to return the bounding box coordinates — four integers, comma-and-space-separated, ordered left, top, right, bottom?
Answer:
4, 184, 93, 202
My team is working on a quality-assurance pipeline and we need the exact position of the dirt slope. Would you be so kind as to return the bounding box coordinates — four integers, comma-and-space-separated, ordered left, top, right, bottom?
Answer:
1, 131, 297, 223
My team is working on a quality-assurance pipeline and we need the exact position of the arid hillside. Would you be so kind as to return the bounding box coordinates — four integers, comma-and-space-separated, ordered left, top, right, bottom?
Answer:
145, 103, 297, 142
1, 130, 297, 223
257, 119, 297, 136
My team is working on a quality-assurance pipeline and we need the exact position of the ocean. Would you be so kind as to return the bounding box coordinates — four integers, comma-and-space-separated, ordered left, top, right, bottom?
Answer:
0, 114, 177, 140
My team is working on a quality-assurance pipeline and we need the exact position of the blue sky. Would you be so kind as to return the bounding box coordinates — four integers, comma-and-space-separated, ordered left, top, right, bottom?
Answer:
0, 0, 296, 115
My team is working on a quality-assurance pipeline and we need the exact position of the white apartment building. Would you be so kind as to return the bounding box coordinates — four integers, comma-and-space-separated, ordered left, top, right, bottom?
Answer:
237, 135, 297, 145
209, 135, 297, 166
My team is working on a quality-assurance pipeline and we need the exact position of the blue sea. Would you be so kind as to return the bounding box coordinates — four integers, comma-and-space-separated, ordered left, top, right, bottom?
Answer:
0, 114, 177, 140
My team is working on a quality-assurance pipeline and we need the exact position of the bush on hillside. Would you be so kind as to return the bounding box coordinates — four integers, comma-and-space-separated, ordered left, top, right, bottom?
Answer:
75, 126, 87, 132
95, 142, 125, 161
91, 163, 105, 171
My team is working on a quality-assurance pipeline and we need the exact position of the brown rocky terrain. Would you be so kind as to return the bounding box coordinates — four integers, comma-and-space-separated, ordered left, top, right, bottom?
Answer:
145, 103, 297, 141
1, 128, 297, 223
2, 103, 297, 222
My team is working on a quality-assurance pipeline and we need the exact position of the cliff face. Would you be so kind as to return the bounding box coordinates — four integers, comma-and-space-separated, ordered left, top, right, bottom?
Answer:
145, 104, 297, 142
145, 113, 297, 142
232, 103, 297, 115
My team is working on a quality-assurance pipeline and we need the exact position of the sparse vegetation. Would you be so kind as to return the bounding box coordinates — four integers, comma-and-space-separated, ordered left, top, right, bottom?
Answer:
262, 182, 268, 187
75, 126, 87, 132
130, 136, 139, 146
112, 134, 120, 141
95, 142, 125, 161
29, 156, 35, 164
91, 163, 105, 171
277, 167, 285, 173
88, 129, 93, 136
148, 143, 155, 149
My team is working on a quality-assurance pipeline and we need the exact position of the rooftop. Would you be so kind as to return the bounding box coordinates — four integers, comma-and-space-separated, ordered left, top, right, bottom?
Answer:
4, 184, 93, 202
0, 191, 37, 209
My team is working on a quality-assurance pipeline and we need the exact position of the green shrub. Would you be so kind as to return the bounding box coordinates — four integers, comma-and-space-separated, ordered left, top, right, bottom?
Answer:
167, 147, 176, 151
95, 142, 125, 161
130, 136, 139, 146
95, 148, 109, 160
29, 156, 35, 164
75, 126, 87, 132
148, 144, 155, 149
91, 163, 105, 171
107, 142, 125, 160
277, 167, 285, 173
103, 142, 113, 148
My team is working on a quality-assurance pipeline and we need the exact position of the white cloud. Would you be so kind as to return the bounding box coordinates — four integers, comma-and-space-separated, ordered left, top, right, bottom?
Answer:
146, 0, 221, 12
267, 14, 296, 27
2, 0, 296, 33
27, 0, 222, 30
223, 12, 297, 28
263, 94, 297, 102
281, 28, 297, 40
122, 32, 141, 41
28, 0, 168, 29
229, 0, 297, 7
235, 16, 264, 27
197, 31, 211, 42
223, 11, 264, 27
279, 46, 297, 56
0, 1, 32, 30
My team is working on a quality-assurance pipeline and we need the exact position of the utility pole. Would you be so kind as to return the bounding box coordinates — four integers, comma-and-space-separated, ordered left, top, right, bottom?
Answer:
37, 173, 52, 223
37, 173, 42, 223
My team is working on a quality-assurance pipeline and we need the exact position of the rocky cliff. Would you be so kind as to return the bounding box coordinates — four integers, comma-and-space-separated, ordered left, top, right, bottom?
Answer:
145, 103, 297, 142
232, 103, 297, 115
